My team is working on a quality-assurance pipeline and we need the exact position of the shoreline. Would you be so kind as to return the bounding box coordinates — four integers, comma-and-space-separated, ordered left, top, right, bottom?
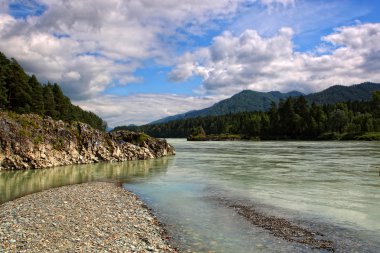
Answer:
0, 182, 175, 252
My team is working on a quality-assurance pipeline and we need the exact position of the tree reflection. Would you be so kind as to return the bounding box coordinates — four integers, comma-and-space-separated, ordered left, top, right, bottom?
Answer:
0, 157, 172, 204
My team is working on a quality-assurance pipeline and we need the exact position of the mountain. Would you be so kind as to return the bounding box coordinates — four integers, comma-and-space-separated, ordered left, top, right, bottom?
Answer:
304, 82, 380, 104
150, 82, 380, 125
150, 90, 304, 124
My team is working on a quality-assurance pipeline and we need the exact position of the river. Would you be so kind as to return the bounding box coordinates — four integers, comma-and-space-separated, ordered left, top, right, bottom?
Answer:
1, 139, 380, 252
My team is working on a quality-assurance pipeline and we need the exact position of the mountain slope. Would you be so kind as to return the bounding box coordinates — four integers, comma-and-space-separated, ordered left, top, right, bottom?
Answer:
150, 82, 380, 125
305, 82, 380, 104
151, 90, 304, 124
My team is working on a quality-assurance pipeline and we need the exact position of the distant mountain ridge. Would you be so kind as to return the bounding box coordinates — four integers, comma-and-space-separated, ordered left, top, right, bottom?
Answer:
150, 82, 380, 125
150, 90, 304, 124
305, 82, 380, 104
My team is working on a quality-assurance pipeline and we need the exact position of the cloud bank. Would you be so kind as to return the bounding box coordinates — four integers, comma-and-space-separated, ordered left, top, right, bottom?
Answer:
0, 0, 246, 99
75, 94, 219, 127
1, 1, 380, 126
171, 23, 380, 96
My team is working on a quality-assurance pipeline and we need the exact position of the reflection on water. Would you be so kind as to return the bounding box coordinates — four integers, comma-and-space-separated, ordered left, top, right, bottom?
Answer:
0, 157, 172, 204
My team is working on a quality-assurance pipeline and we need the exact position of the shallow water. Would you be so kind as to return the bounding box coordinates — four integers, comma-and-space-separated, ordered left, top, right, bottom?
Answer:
1, 140, 380, 252
126, 139, 380, 252
0, 158, 172, 204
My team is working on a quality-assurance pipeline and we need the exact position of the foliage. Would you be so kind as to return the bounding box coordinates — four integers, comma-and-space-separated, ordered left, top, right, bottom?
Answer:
0, 52, 107, 131
305, 82, 380, 105
116, 93, 380, 140
126, 132, 150, 145
151, 82, 380, 125
354, 132, 380, 141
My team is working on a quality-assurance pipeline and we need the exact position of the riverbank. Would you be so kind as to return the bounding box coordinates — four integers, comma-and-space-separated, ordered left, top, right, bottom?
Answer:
0, 182, 175, 252
187, 132, 380, 141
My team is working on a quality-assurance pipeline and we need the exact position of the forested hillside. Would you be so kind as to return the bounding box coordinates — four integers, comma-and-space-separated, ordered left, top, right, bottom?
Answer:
305, 82, 380, 104
0, 52, 107, 131
116, 93, 380, 140
151, 90, 303, 124
150, 82, 380, 125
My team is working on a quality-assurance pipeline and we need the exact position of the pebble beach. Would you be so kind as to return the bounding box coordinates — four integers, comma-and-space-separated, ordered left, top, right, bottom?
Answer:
0, 182, 175, 253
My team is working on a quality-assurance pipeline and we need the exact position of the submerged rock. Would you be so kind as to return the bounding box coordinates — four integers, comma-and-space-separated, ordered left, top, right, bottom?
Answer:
0, 112, 175, 170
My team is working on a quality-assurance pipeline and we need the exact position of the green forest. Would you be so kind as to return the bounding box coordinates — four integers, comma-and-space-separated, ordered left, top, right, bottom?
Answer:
0, 52, 107, 131
116, 93, 380, 140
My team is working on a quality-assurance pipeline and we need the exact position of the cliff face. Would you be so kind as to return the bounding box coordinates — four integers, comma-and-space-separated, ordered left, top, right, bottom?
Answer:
0, 112, 175, 170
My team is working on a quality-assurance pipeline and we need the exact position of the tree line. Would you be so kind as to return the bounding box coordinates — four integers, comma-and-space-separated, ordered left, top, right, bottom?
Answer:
0, 52, 107, 131
116, 93, 380, 140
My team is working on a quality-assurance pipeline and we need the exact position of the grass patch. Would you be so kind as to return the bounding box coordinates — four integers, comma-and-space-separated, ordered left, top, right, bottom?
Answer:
130, 133, 150, 145
355, 132, 380, 141
18, 128, 31, 138
33, 135, 44, 144
188, 133, 243, 141
52, 137, 65, 150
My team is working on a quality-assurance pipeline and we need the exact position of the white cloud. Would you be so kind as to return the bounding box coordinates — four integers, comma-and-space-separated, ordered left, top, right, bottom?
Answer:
171, 23, 380, 95
260, 0, 295, 7
62, 71, 81, 81
0, 0, 244, 99
1, 1, 379, 126
75, 94, 220, 127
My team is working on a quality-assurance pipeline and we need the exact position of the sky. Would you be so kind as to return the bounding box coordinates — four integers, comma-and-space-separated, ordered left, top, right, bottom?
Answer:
1, 0, 380, 126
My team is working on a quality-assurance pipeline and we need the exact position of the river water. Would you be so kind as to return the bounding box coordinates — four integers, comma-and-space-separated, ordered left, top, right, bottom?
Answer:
1, 139, 380, 252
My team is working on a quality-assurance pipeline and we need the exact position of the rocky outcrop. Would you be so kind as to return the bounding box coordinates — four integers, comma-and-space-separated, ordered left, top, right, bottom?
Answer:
0, 112, 175, 170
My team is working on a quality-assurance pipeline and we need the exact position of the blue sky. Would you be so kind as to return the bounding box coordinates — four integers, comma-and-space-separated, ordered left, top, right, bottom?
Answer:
1, 0, 380, 126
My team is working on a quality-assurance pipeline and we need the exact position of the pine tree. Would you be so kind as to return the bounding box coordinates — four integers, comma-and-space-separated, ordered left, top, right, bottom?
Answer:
6, 59, 32, 113
0, 53, 10, 109
0, 74, 8, 109
372, 91, 380, 118
52, 83, 69, 119
0, 51, 107, 131
43, 84, 57, 117
28, 75, 44, 114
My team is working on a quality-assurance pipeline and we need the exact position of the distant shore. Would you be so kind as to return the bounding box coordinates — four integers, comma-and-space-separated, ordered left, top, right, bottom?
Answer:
187, 132, 380, 141
0, 182, 175, 252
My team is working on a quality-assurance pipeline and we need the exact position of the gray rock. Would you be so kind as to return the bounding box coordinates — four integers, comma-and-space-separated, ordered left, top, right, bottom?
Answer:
0, 112, 175, 170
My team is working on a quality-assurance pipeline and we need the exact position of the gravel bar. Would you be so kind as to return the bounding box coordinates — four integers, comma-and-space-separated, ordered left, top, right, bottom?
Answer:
0, 182, 175, 253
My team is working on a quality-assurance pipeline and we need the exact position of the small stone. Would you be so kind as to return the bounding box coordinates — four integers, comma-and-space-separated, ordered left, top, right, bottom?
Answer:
0, 182, 175, 252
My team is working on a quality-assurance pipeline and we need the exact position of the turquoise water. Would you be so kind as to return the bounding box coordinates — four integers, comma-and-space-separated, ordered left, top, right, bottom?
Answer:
126, 139, 380, 252
1, 139, 380, 252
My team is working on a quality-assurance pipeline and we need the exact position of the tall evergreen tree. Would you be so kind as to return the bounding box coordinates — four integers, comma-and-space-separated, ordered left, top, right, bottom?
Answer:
6, 59, 32, 113
0, 53, 10, 109
52, 83, 69, 119
0, 74, 8, 109
43, 84, 57, 117
372, 91, 380, 118
28, 75, 44, 114
0, 51, 107, 131
0, 61, 8, 109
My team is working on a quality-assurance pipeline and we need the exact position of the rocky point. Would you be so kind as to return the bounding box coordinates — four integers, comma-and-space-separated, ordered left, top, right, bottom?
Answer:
0, 111, 175, 170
